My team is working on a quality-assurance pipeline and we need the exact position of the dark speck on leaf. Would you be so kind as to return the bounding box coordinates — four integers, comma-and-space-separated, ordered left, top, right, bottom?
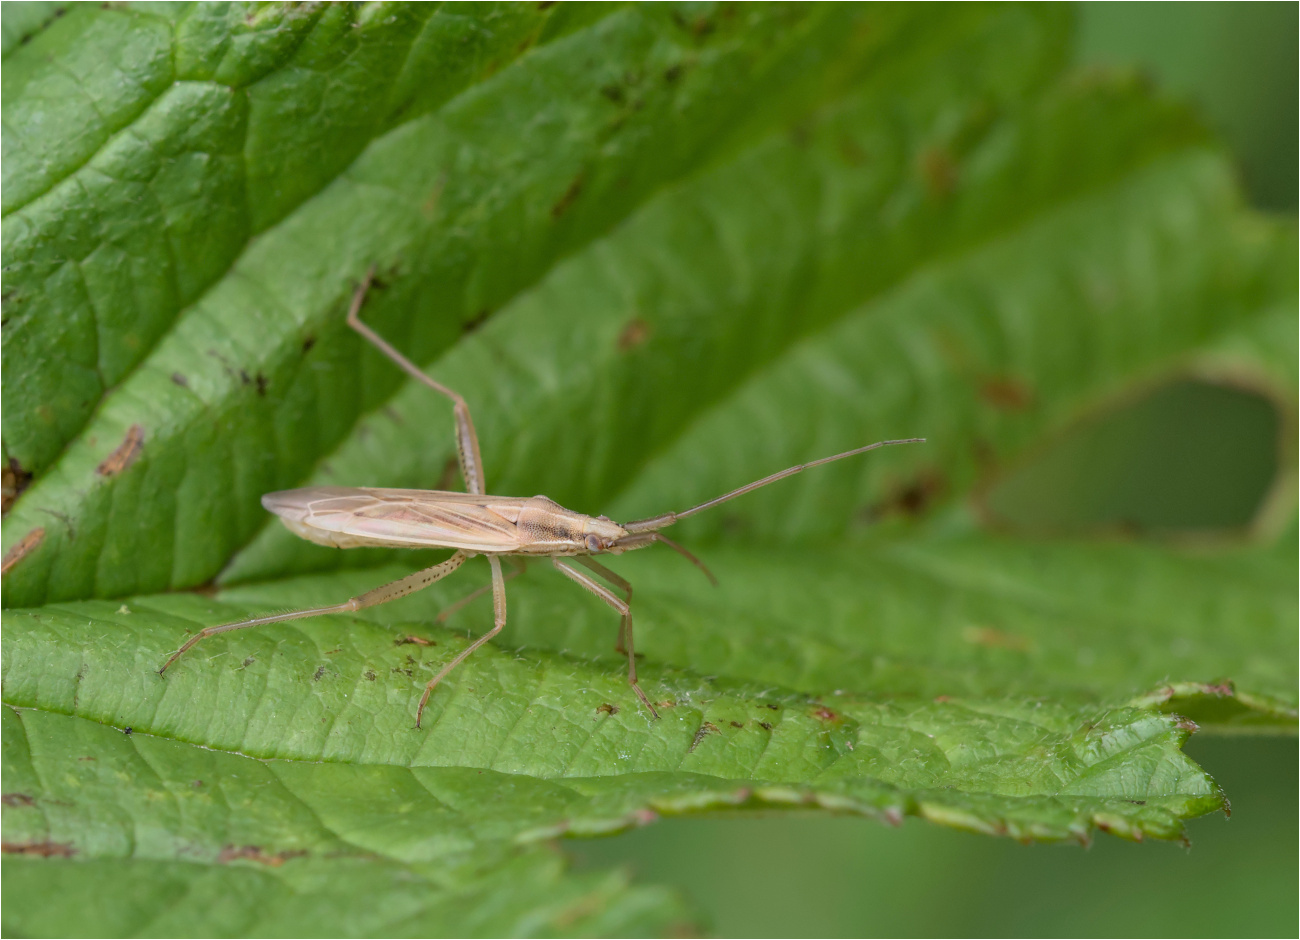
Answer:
919, 146, 958, 197
764, 703, 779, 710
663, 64, 683, 83
551, 175, 583, 218
617, 318, 651, 351
864, 469, 946, 523
255, 372, 269, 397
813, 707, 838, 721
96, 424, 145, 477
597, 703, 619, 716
979, 375, 1034, 411
312, 666, 327, 681
729, 721, 743, 728
364, 670, 377, 681
1, 794, 35, 807
688, 721, 720, 752
171, 372, 189, 388
463, 309, 490, 334
122, 727, 133, 735
2, 458, 33, 515
759, 721, 774, 731
302, 335, 316, 354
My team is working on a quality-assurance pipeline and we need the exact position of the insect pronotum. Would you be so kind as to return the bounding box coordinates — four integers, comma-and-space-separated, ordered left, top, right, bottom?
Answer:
160, 270, 924, 726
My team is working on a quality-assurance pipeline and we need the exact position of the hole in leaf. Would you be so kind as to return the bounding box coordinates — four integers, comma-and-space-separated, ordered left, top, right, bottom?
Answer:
980, 379, 1285, 536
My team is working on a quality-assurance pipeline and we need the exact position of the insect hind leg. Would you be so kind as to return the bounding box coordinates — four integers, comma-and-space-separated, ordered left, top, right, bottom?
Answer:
345, 267, 487, 495
160, 552, 470, 674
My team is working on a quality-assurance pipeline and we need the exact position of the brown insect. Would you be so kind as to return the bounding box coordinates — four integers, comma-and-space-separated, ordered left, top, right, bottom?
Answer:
160, 271, 923, 726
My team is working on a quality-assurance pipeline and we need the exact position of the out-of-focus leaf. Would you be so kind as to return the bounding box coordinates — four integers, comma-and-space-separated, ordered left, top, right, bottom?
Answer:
3, 4, 1295, 937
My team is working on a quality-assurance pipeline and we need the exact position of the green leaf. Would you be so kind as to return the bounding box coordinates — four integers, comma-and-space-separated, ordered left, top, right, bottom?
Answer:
3, 4, 1295, 936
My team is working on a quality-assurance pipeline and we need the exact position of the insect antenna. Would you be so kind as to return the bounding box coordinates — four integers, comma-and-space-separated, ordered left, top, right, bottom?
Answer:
615, 531, 718, 585
622, 438, 925, 535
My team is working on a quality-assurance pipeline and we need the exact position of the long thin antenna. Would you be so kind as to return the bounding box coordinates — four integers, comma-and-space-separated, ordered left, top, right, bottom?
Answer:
622, 438, 925, 534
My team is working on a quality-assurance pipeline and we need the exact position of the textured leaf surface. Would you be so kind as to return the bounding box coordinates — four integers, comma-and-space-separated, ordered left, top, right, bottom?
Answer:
2, 4, 1295, 937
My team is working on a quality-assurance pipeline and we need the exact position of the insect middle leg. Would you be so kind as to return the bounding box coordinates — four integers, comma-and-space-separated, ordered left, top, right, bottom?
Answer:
552, 557, 659, 719
160, 552, 470, 674
434, 557, 525, 625
416, 554, 508, 728
345, 268, 487, 495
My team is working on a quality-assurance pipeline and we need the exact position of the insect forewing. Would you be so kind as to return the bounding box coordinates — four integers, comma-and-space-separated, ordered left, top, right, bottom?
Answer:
263, 487, 526, 552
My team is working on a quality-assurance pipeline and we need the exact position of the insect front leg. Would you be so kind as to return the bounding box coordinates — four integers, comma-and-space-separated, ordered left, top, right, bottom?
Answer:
159, 552, 469, 674
573, 557, 632, 653
552, 557, 659, 719
416, 554, 508, 728
345, 268, 487, 495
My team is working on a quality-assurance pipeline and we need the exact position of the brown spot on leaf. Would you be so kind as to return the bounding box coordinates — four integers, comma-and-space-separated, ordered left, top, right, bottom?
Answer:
463, 308, 491, 334
1, 527, 44, 576
97, 424, 145, 477
396, 635, 434, 647
597, 703, 619, 716
171, 372, 189, 388
918, 146, 958, 197
654, 700, 677, 709
363, 670, 377, 681
2, 794, 35, 807
1, 457, 32, 515
255, 372, 269, 397
688, 721, 720, 752
551, 175, 583, 218
617, 318, 651, 352
729, 720, 743, 728
838, 136, 868, 166
759, 721, 773, 731
422, 173, 448, 217
979, 375, 1034, 411
2, 840, 75, 857
962, 625, 1032, 652
218, 845, 306, 867
663, 63, 683, 83
301, 335, 316, 354
812, 707, 839, 722
865, 470, 946, 522
311, 666, 328, 681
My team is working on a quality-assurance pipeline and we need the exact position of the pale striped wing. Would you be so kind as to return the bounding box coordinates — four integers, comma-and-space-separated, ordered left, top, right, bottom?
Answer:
262, 487, 525, 552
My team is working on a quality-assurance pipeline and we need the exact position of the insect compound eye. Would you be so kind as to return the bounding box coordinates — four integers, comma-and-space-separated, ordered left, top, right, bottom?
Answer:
585, 534, 604, 553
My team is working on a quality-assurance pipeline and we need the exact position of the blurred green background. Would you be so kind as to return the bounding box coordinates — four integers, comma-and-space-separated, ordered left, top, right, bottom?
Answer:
568, 4, 1299, 935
